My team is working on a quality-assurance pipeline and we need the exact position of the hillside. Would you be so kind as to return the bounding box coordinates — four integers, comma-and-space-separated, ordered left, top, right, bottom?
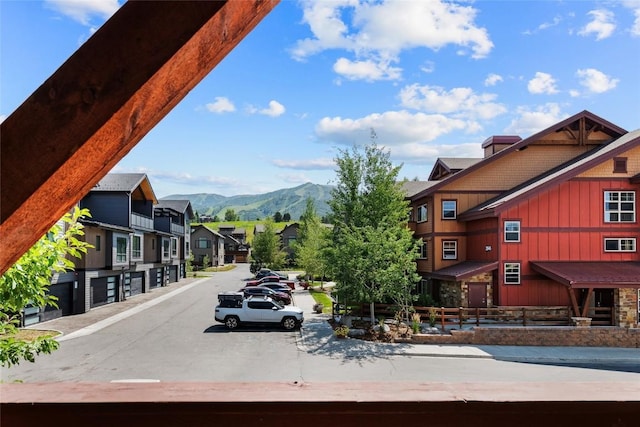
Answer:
162, 182, 334, 221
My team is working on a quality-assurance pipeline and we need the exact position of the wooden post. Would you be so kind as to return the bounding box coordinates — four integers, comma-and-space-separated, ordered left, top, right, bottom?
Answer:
441, 307, 446, 331
522, 307, 527, 326
475, 307, 480, 326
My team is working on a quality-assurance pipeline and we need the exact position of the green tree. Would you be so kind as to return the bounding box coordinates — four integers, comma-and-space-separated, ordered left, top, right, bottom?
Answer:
0, 207, 93, 367
273, 211, 283, 222
202, 254, 210, 269
251, 219, 286, 269
325, 142, 421, 324
212, 215, 220, 222
283, 212, 291, 222
224, 209, 238, 222
293, 198, 328, 284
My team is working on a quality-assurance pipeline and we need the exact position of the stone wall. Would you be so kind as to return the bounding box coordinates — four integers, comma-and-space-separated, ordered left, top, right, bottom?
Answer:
439, 281, 461, 307
617, 288, 639, 328
409, 327, 640, 348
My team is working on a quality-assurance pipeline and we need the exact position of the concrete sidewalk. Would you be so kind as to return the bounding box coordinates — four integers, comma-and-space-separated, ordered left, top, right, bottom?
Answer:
30, 279, 640, 366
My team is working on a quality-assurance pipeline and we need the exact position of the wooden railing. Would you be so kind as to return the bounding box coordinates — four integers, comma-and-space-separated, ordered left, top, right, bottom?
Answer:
353, 303, 614, 328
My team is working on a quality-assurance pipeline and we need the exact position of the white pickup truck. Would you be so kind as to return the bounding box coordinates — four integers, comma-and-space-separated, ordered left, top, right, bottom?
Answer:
214, 294, 304, 330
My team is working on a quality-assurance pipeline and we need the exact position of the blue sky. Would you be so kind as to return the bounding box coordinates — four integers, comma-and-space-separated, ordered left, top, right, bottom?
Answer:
2, 1, 639, 198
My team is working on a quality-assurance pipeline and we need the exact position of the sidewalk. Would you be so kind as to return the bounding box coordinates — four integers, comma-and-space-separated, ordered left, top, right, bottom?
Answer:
30, 279, 640, 366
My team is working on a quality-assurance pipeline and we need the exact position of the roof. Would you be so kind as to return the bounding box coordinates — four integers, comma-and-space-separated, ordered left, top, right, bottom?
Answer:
156, 200, 194, 218
459, 128, 640, 220
410, 110, 628, 201
531, 262, 640, 289
91, 173, 158, 204
192, 224, 224, 239
401, 180, 437, 198
426, 261, 499, 281
428, 158, 482, 181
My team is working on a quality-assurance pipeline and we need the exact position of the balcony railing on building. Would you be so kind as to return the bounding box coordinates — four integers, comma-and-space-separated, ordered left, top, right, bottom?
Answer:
131, 213, 154, 230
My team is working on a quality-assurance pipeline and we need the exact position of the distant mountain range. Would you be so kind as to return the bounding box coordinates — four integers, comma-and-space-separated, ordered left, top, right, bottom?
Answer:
162, 182, 334, 221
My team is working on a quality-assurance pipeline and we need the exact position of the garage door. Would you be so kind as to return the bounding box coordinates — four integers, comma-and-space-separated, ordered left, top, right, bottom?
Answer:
91, 276, 117, 308
42, 282, 73, 322
149, 268, 162, 288
130, 272, 144, 296
168, 266, 178, 283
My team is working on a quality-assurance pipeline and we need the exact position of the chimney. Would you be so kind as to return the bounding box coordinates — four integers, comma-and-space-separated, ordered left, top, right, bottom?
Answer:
482, 135, 522, 158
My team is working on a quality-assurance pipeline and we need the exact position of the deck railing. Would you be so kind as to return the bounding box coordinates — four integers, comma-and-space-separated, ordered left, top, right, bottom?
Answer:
351, 303, 614, 328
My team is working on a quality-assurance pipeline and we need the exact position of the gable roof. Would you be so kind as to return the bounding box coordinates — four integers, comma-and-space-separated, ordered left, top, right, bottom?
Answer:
156, 199, 194, 218
459, 128, 640, 220
192, 224, 224, 239
401, 180, 437, 198
411, 110, 628, 201
92, 173, 158, 204
428, 158, 482, 181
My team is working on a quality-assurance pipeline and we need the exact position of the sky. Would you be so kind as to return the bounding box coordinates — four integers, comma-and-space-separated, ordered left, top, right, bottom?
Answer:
2, 0, 639, 199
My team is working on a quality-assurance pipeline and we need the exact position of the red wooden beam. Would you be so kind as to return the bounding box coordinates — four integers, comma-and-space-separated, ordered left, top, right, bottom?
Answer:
0, 0, 279, 274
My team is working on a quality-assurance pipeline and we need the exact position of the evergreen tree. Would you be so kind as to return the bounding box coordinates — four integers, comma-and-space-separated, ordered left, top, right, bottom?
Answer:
283, 212, 291, 222
273, 211, 283, 222
325, 142, 420, 324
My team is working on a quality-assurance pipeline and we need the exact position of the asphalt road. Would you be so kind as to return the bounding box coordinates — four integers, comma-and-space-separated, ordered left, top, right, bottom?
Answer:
3, 264, 640, 383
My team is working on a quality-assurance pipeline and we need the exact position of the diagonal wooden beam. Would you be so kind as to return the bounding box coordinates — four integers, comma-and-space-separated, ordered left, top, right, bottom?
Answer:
567, 287, 580, 318
0, 0, 279, 274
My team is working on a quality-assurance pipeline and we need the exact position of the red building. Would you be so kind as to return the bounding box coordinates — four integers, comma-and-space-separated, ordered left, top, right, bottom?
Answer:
408, 110, 640, 327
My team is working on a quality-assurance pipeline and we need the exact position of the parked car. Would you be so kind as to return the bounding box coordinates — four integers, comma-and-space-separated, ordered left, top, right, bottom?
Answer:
255, 269, 288, 280
215, 296, 303, 330
246, 275, 296, 290
258, 283, 292, 296
240, 286, 291, 305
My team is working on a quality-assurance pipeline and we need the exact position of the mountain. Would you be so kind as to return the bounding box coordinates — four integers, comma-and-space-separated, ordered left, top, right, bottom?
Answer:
162, 182, 334, 221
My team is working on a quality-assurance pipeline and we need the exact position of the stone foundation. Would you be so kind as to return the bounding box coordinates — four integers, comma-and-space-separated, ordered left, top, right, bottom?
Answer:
408, 327, 640, 348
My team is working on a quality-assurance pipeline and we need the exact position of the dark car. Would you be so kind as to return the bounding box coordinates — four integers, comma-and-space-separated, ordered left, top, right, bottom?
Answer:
255, 269, 288, 280
258, 283, 293, 296
240, 286, 291, 305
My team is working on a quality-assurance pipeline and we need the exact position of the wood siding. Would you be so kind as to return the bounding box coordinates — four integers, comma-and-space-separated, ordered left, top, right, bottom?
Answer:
495, 178, 639, 306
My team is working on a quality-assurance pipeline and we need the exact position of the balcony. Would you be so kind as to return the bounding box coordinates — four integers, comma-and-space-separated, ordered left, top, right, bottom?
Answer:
171, 223, 185, 235
131, 213, 154, 231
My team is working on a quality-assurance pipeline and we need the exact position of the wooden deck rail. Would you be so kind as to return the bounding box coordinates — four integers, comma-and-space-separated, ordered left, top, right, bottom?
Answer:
357, 304, 614, 328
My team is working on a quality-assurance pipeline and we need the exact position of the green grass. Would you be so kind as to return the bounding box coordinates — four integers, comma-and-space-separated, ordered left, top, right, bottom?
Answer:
309, 288, 333, 314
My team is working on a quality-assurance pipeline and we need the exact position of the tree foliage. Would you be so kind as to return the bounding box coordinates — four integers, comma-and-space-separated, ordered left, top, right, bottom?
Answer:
273, 211, 283, 222
0, 207, 93, 367
325, 142, 421, 323
293, 199, 329, 282
250, 218, 286, 269
224, 209, 239, 222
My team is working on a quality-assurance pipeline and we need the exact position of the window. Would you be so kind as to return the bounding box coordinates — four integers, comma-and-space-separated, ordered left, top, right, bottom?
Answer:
416, 204, 427, 222
408, 208, 414, 222
418, 241, 427, 259
604, 191, 635, 222
115, 235, 128, 263
504, 221, 520, 242
95, 235, 101, 251
613, 157, 627, 173
604, 238, 636, 252
442, 200, 457, 219
171, 237, 178, 257
131, 234, 142, 260
442, 240, 457, 260
196, 238, 211, 249
504, 262, 520, 284
162, 238, 170, 259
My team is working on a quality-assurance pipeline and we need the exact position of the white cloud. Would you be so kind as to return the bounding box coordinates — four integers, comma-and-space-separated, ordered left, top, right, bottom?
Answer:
523, 15, 562, 35
333, 57, 402, 81
45, 0, 120, 26
399, 84, 506, 120
484, 73, 503, 87
272, 158, 335, 170
576, 68, 619, 93
527, 72, 559, 95
504, 103, 568, 135
279, 173, 313, 185
315, 110, 471, 146
625, 2, 640, 36
259, 100, 286, 117
205, 97, 236, 114
391, 142, 483, 165
291, 0, 493, 81
578, 9, 616, 40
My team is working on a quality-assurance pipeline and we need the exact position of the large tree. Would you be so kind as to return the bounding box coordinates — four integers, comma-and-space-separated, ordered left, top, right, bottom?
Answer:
250, 218, 286, 270
293, 198, 329, 283
325, 142, 420, 324
0, 207, 92, 367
